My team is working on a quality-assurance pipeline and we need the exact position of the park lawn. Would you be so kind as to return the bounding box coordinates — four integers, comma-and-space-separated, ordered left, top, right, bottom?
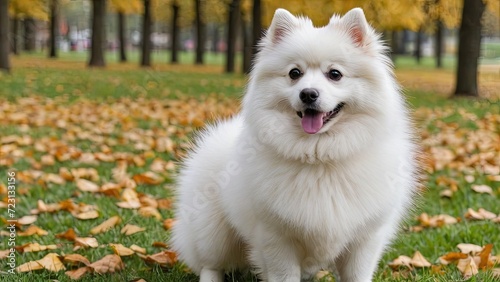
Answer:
0, 57, 499, 282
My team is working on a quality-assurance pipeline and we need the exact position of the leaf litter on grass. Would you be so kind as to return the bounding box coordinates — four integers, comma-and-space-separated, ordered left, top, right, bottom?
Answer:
0, 72, 499, 280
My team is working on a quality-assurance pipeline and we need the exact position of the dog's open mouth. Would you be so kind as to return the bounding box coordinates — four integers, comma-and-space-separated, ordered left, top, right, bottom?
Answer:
296, 102, 345, 134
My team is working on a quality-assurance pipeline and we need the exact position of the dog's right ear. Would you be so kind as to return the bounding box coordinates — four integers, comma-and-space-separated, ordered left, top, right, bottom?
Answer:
266, 9, 298, 45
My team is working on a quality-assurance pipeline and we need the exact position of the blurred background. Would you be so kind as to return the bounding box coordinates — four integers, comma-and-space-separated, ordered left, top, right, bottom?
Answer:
0, 0, 499, 74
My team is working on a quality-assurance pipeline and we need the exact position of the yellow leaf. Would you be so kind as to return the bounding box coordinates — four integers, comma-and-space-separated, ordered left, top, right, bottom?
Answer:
18, 225, 48, 236
138, 206, 162, 220
74, 210, 99, 220
16, 260, 43, 272
23, 243, 57, 253
17, 215, 37, 225
120, 224, 145, 235
130, 244, 146, 254
36, 253, 65, 272
110, 243, 135, 256
90, 216, 121, 235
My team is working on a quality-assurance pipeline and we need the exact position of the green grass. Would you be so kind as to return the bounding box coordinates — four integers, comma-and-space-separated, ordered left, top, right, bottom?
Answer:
0, 56, 499, 281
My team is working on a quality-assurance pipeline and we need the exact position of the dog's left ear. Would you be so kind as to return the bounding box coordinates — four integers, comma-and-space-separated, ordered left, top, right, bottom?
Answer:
338, 8, 369, 46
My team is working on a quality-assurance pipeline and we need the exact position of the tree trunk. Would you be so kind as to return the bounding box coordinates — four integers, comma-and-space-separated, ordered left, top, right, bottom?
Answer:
0, 0, 10, 72
141, 0, 152, 67
454, 0, 485, 97
226, 0, 240, 73
435, 20, 443, 68
390, 30, 398, 62
24, 17, 36, 52
171, 2, 180, 63
194, 0, 205, 64
251, 0, 262, 58
11, 18, 19, 55
118, 12, 127, 62
212, 24, 219, 52
49, 0, 58, 58
415, 27, 422, 64
89, 0, 106, 67
241, 12, 251, 74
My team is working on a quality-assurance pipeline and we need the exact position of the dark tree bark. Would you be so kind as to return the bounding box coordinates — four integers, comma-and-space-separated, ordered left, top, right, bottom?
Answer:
11, 17, 19, 55
390, 30, 398, 62
24, 17, 36, 52
88, 0, 106, 67
118, 12, 127, 62
194, 0, 205, 64
225, 0, 240, 73
171, 2, 180, 63
251, 0, 262, 58
435, 20, 443, 68
241, 12, 251, 74
49, 0, 58, 58
415, 27, 422, 64
141, 0, 152, 67
0, 0, 10, 72
454, 0, 486, 97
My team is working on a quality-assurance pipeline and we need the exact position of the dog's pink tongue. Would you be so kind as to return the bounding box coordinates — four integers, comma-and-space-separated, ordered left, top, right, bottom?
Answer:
301, 112, 324, 134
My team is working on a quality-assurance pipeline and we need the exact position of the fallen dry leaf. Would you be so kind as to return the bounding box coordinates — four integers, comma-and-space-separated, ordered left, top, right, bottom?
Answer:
89, 254, 124, 274
17, 215, 37, 225
388, 255, 412, 269
130, 244, 147, 254
465, 208, 497, 220
457, 243, 483, 255
23, 242, 58, 253
18, 225, 48, 236
457, 257, 478, 279
16, 260, 44, 272
139, 250, 177, 266
90, 216, 121, 235
56, 228, 77, 241
121, 224, 145, 235
410, 251, 431, 268
63, 254, 91, 266
76, 178, 100, 193
471, 184, 494, 195
138, 206, 161, 220
74, 210, 99, 220
17, 253, 65, 272
478, 244, 493, 269
110, 243, 135, 256
65, 266, 90, 280
438, 252, 468, 265
74, 237, 98, 249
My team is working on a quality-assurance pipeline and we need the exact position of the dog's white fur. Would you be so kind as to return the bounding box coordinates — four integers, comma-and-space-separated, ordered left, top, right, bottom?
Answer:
171, 8, 418, 282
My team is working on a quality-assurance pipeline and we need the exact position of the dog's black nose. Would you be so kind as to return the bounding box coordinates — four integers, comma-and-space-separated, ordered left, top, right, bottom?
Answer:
299, 88, 319, 104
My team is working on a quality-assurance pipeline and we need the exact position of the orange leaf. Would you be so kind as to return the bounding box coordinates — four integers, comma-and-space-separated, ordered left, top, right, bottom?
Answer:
478, 244, 493, 269
56, 228, 77, 241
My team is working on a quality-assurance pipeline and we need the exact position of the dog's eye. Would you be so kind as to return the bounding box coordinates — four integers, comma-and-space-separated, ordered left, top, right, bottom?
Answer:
328, 69, 342, 81
289, 68, 302, 80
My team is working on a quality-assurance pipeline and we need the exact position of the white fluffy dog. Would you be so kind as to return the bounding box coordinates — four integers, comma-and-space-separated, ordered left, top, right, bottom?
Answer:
171, 8, 418, 282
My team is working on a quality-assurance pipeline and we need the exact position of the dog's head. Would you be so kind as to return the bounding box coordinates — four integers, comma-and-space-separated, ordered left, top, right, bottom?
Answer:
243, 8, 404, 163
